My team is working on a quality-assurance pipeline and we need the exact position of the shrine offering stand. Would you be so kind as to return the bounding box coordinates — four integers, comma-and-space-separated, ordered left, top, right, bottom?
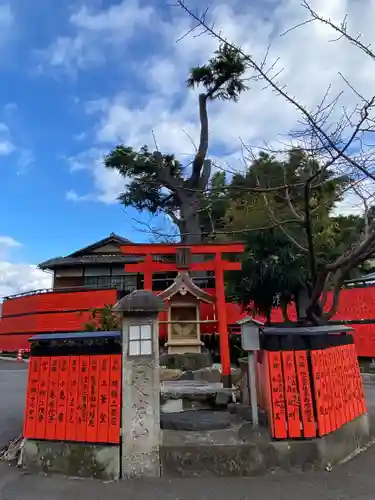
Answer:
22, 331, 122, 480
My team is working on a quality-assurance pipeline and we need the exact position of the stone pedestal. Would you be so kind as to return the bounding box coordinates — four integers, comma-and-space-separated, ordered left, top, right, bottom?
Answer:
114, 290, 165, 479
165, 340, 204, 355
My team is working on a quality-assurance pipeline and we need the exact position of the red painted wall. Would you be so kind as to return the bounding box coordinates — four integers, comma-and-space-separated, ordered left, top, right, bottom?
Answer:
262, 288, 375, 357
2, 285, 375, 356
0, 311, 94, 334
263, 287, 375, 324
1, 289, 118, 318
0, 334, 31, 351
0, 289, 118, 352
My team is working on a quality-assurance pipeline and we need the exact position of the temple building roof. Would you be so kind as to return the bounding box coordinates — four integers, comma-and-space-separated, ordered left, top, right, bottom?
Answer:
38, 233, 138, 270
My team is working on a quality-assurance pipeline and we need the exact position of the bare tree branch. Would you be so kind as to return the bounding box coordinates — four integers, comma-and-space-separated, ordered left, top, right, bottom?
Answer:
128, 211, 304, 239
257, 174, 308, 251
175, 0, 375, 323
302, 1, 375, 61
176, 0, 375, 184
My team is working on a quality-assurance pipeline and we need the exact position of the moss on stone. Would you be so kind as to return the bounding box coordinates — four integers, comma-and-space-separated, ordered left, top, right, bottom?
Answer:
24, 440, 119, 480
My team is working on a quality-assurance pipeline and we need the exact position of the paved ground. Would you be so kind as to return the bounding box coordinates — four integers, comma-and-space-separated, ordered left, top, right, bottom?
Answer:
1, 445, 375, 499
2, 361, 375, 498
0, 361, 27, 449
363, 381, 375, 412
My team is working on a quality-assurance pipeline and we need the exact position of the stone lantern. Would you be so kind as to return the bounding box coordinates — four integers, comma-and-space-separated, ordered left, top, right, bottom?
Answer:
113, 290, 166, 478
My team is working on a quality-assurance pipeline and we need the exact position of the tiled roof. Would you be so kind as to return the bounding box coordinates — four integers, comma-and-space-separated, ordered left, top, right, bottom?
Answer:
346, 272, 375, 283
39, 254, 139, 269
69, 232, 133, 257
38, 232, 137, 270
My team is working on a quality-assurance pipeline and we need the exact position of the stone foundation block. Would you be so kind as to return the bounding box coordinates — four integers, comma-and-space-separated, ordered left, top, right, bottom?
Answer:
22, 440, 120, 480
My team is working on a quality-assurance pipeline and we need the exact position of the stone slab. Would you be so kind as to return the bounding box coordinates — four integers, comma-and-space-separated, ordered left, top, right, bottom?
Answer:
22, 440, 120, 480
161, 381, 236, 399
228, 403, 269, 426
179, 368, 222, 383
159, 353, 212, 371
160, 368, 183, 381
160, 414, 373, 477
161, 411, 235, 431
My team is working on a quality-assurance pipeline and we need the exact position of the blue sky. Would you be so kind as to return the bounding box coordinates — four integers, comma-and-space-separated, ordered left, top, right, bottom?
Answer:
0, 0, 374, 296
1, 0, 254, 278
1, 0, 175, 263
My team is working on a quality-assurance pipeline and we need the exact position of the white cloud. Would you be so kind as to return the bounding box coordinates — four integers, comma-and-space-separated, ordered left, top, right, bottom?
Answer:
70, 1, 153, 32
66, 147, 123, 203
46, 35, 97, 70
0, 236, 21, 251
66, 189, 88, 202
0, 3, 12, 27
0, 3, 13, 49
40, 0, 154, 73
0, 262, 52, 299
0, 236, 51, 299
73, 131, 87, 141
0, 117, 34, 172
0, 121, 14, 156
59, 0, 375, 208
17, 148, 34, 174
0, 139, 14, 155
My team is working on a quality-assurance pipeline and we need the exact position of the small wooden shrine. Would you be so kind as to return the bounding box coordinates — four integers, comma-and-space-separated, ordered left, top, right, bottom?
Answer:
158, 271, 216, 354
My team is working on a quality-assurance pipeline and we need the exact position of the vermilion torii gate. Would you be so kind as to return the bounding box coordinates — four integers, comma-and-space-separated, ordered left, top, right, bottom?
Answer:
120, 243, 245, 384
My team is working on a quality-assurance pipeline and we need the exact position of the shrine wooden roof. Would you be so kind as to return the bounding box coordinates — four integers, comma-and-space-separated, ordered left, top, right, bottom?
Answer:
158, 271, 216, 303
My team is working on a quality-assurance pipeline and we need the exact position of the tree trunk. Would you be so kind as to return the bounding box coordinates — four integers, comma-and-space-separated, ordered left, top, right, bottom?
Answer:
177, 192, 208, 286
179, 193, 202, 244
280, 301, 290, 322
265, 309, 271, 325
295, 288, 311, 324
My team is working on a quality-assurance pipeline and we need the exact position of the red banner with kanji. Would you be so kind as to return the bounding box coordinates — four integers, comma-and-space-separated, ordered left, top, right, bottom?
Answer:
65, 356, 79, 441
295, 350, 315, 438
265, 343, 366, 440
267, 351, 287, 439
55, 357, 69, 441
24, 355, 121, 444
282, 351, 301, 438
23, 357, 41, 438
108, 355, 121, 444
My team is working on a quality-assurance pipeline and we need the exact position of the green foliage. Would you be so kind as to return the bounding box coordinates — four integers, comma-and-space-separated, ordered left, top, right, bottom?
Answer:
104, 145, 182, 216
83, 304, 120, 332
227, 229, 309, 321
104, 44, 249, 241
209, 148, 361, 319
187, 43, 248, 100
201, 171, 229, 239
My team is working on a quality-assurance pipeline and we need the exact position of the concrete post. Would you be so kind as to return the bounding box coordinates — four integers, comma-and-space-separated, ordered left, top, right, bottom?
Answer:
113, 290, 166, 479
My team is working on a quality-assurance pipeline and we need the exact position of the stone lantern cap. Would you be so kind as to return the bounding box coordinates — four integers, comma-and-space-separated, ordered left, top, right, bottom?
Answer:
113, 289, 166, 314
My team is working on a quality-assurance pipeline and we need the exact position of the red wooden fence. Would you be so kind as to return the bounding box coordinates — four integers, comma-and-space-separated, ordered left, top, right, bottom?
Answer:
266, 344, 366, 439
23, 354, 121, 444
